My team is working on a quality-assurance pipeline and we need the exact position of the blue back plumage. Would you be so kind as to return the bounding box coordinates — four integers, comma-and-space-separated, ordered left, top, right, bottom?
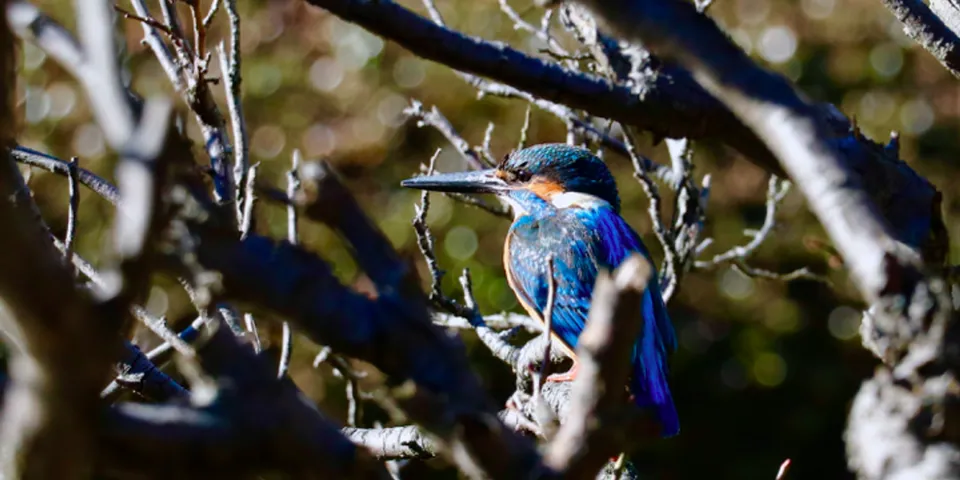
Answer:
505, 194, 679, 437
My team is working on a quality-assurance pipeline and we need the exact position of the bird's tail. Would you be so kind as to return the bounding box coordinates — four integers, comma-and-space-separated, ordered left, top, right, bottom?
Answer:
629, 284, 680, 438
630, 361, 680, 437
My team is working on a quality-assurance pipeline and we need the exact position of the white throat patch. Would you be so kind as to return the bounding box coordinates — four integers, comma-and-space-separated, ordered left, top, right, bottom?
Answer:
549, 191, 610, 210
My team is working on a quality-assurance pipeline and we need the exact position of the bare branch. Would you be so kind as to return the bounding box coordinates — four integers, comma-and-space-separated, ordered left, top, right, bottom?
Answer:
98, 323, 392, 479
223, 0, 246, 214
278, 150, 303, 379
623, 127, 679, 299
879, 0, 960, 77
564, 1, 955, 478
180, 162, 552, 478
518, 104, 533, 151
73, 0, 134, 149
303, 0, 942, 253
64, 156, 80, 267
571, 0, 923, 306
240, 162, 260, 238
13, 146, 120, 204
432, 311, 542, 332
0, 2, 177, 475
696, 175, 790, 267
127, 0, 236, 211
405, 101, 488, 170
343, 425, 437, 460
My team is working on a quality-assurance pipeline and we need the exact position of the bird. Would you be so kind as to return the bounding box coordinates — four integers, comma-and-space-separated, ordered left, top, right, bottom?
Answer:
401, 143, 679, 437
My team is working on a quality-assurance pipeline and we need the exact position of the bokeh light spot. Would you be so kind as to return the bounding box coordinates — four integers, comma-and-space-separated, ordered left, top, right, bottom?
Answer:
736, 0, 770, 25
720, 268, 755, 301
72, 123, 105, 159
753, 352, 787, 387
858, 90, 896, 125
764, 298, 800, 333
827, 305, 860, 341
444, 225, 479, 261
46, 82, 77, 120
302, 123, 337, 157
309, 57, 344, 92
330, 21, 384, 71
393, 57, 426, 89
900, 98, 934, 135
24, 86, 50, 124
869, 43, 903, 78
377, 93, 408, 128
251, 125, 286, 159
22, 42, 46, 70
488, 280, 518, 312
759, 26, 797, 65
248, 64, 282, 97
801, 0, 835, 19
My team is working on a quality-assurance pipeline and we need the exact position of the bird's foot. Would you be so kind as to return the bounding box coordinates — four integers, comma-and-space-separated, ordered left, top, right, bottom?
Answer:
544, 361, 579, 383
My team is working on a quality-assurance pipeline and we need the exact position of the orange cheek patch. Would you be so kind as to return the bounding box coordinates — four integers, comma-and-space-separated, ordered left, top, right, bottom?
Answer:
527, 179, 563, 200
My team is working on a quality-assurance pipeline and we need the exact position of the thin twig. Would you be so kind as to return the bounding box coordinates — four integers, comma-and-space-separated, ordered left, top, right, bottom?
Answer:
244, 313, 262, 353
481, 122, 497, 165
202, 0, 222, 28
518, 104, 533, 151
278, 150, 302, 379
52, 235, 196, 357
405, 100, 488, 170
240, 162, 259, 239
114, 5, 174, 36
696, 175, 789, 267
188, 0, 206, 61
498, 0, 567, 56
622, 126, 678, 293
64, 156, 80, 269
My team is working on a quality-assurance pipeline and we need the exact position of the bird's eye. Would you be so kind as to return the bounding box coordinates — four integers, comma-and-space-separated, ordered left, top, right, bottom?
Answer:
515, 169, 532, 182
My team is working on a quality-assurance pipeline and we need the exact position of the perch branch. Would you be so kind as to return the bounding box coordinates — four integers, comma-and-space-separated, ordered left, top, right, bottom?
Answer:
179, 162, 553, 478
303, 0, 942, 253
563, 1, 955, 479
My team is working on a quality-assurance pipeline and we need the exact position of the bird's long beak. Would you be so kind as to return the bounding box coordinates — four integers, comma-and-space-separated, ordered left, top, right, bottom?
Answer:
400, 168, 507, 194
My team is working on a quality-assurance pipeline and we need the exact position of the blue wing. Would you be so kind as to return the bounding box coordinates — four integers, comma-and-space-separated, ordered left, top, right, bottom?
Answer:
505, 206, 679, 437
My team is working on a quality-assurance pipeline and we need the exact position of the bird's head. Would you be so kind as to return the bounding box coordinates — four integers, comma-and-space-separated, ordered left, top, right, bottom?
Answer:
400, 143, 620, 215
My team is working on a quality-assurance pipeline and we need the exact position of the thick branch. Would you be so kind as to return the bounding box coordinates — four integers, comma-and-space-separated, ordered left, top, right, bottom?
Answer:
0, 6, 118, 478
572, 0, 927, 304
97, 324, 390, 479
177, 164, 552, 479
565, 1, 956, 478
304, 0, 942, 254
880, 0, 960, 77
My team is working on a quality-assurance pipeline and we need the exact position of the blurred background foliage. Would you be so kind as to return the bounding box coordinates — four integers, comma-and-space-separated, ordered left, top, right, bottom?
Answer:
10, 0, 960, 478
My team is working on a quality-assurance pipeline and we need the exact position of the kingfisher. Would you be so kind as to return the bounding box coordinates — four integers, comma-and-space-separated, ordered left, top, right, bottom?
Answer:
401, 143, 679, 437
